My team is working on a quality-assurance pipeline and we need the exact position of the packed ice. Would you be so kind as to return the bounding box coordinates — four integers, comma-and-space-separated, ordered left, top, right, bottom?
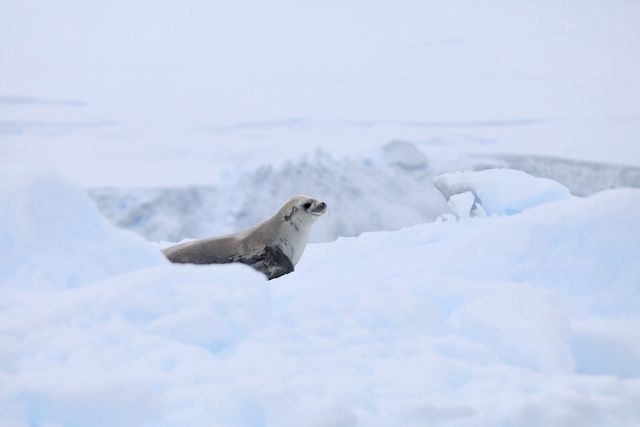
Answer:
433, 168, 572, 216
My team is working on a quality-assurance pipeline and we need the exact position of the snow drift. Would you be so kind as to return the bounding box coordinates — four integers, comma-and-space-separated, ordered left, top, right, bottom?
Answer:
1, 171, 640, 426
433, 168, 572, 216
0, 171, 166, 289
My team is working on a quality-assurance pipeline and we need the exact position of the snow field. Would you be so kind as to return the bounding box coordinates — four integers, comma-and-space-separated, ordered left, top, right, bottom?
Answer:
1, 171, 639, 426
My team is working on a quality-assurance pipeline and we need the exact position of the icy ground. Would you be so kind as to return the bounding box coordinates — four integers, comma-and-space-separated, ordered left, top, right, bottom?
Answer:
1, 170, 639, 427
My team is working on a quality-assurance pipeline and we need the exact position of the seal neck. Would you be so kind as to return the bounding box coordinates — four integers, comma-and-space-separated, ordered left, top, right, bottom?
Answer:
274, 205, 315, 266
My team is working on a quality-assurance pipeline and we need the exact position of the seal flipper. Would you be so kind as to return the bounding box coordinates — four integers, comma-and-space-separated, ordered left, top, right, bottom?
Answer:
243, 245, 294, 280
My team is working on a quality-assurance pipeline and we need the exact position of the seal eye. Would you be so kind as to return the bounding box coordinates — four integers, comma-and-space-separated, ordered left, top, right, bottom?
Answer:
302, 202, 312, 210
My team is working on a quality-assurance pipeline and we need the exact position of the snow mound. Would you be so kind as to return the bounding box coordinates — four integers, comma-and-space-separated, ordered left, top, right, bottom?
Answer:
433, 168, 572, 216
2, 186, 639, 426
91, 147, 449, 243
381, 139, 429, 170
448, 188, 640, 311
0, 171, 166, 289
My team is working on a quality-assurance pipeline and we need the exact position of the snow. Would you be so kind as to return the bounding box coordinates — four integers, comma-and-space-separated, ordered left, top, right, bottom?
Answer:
1, 171, 639, 426
434, 168, 572, 215
89, 143, 640, 244
381, 140, 429, 170
90, 146, 450, 243
2, 1, 640, 424
484, 154, 640, 197
0, 170, 166, 289
446, 191, 476, 219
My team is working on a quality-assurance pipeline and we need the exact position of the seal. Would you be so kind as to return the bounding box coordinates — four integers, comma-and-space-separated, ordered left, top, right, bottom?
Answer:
162, 195, 327, 280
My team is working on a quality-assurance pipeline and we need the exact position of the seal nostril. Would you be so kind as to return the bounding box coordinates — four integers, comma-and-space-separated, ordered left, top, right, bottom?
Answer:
319, 202, 326, 209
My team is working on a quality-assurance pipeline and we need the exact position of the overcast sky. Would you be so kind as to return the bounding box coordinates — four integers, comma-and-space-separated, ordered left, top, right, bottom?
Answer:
2, 0, 638, 122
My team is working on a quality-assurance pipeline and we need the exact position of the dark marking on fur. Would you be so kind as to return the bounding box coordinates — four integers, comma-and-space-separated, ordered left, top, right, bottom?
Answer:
164, 244, 294, 280
283, 206, 297, 222
245, 245, 294, 280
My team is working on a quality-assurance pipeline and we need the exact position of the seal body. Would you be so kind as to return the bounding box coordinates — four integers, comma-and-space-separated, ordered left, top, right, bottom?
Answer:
162, 195, 327, 279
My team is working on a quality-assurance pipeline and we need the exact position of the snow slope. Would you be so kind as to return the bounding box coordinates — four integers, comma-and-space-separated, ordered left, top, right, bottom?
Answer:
2, 172, 639, 426
0, 170, 166, 289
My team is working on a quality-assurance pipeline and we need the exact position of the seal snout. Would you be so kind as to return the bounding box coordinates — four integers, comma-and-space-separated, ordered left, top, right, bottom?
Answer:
311, 201, 327, 215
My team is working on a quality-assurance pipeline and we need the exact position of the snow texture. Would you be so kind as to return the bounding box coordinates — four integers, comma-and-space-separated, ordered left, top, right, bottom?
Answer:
0, 170, 166, 289
433, 168, 572, 216
1, 171, 639, 426
447, 191, 476, 219
489, 154, 640, 197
